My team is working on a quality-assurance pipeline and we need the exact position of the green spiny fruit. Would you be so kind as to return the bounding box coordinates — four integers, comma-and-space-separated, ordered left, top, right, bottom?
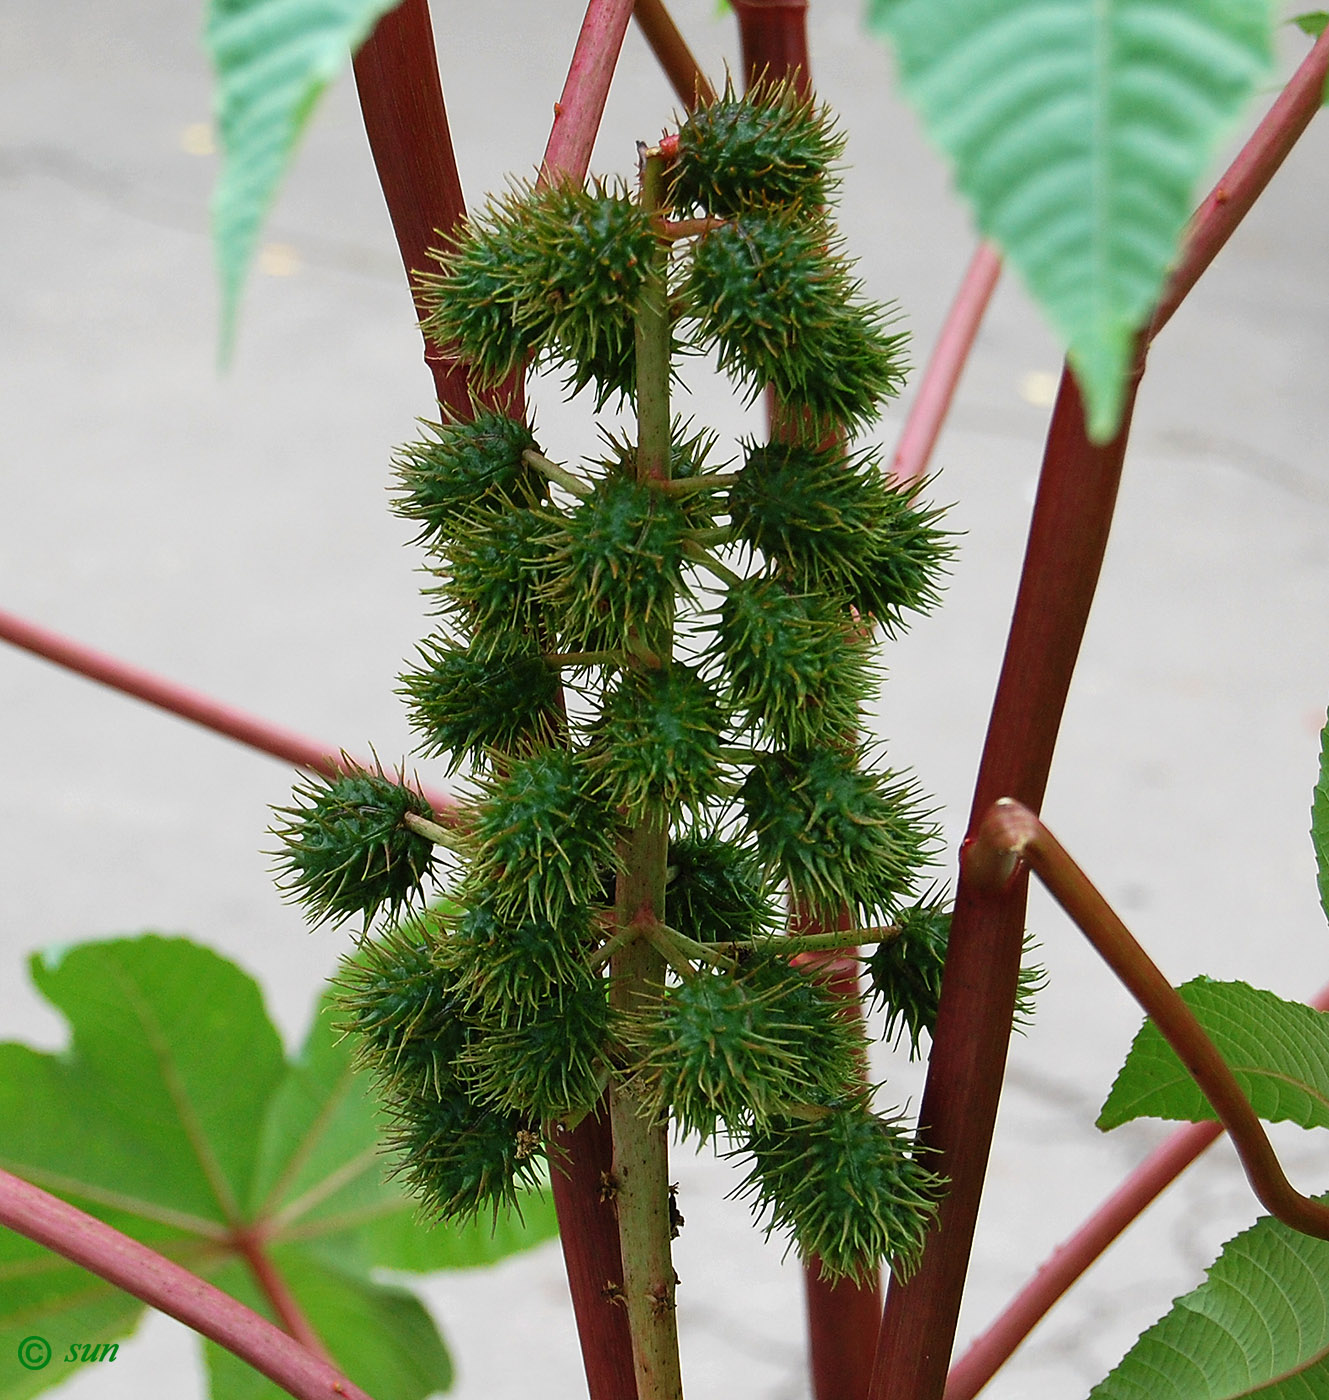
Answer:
462, 967, 610, 1119
270, 762, 436, 931
595, 420, 725, 528
421, 179, 658, 405
732, 1098, 943, 1282
712, 574, 875, 747
667, 75, 844, 216
444, 898, 597, 1021
428, 507, 551, 639
381, 1079, 543, 1222
866, 901, 1046, 1056
739, 745, 937, 924
626, 951, 861, 1140
336, 915, 467, 1096
467, 748, 619, 919
399, 633, 562, 770
666, 832, 775, 944
543, 475, 693, 652
418, 197, 541, 384
683, 211, 907, 429
392, 408, 542, 546
587, 664, 727, 818
728, 441, 950, 632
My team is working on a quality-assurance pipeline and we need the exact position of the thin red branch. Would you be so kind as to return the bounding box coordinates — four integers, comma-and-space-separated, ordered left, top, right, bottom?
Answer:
231, 1225, 334, 1365
0, 1167, 373, 1400
633, 0, 717, 109
735, 6, 883, 1394
970, 801, 1329, 1241
891, 244, 1001, 487
542, 0, 638, 184
352, 0, 477, 418
871, 38, 1329, 1400
946, 970, 1329, 1400
0, 606, 459, 822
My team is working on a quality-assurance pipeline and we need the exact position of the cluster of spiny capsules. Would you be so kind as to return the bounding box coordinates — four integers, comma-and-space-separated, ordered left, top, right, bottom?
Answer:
272, 81, 973, 1282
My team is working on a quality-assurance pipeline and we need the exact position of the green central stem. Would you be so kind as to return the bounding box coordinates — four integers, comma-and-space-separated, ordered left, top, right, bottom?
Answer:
607, 145, 684, 1400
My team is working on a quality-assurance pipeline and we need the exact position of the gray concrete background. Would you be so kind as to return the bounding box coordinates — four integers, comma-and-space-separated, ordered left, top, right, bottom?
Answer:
2, 3, 1328, 1398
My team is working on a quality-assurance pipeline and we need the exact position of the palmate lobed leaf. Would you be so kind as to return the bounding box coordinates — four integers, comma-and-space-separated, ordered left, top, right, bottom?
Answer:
205, 0, 402, 356
865, 0, 1273, 442
1097, 977, 1329, 1131
1087, 1196, 1329, 1399
0, 935, 557, 1400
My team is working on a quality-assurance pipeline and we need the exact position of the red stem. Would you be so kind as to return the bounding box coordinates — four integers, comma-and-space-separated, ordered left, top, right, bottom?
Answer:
0, 606, 459, 822
969, 802, 1329, 1242
735, 6, 884, 1396
871, 36, 1329, 1400
633, 0, 717, 109
733, 0, 812, 94
945, 980, 1329, 1400
542, 0, 638, 184
351, 0, 473, 419
0, 1167, 373, 1400
232, 1225, 334, 1365
890, 244, 1001, 487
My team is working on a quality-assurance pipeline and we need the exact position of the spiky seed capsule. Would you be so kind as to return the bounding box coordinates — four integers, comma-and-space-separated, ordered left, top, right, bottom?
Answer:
739, 746, 937, 924
543, 477, 692, 652
420, 180, 657, 406
867, 902, 1046, 1056
587, 665, 727, 818
713, 574, 875, 748
667, 76, 844, 216
684, 211, 907, 430
595, 421, 725, 528
392, 409, 542, 547
270, 762, 436, 931
462, 967, 610, 1119
444, 899, 597, 1021
429, 508, 551, 639
467, 749, 620, 920
627, 952, 862, 1141
666, 832, 774, 944
728, 443, 950, 633
382, 1082, 543, 1223
336, 916, 467, 1095
419, 205, 540, 384
733, 1099, 943, 1283
400, 634, 562, 770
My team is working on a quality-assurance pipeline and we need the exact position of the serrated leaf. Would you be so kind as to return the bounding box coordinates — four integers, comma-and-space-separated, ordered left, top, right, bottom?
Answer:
1098, 977, 1329, 1130
0, 935, 557, 1399
1087, 1197, 1329, 1399
864, 0, 1273, 441
205, 0, 401, 356
1313, 715, 1329, 920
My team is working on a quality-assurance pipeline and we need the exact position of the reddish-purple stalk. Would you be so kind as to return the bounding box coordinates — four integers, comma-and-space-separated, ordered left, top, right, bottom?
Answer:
969, 801, 1329, 1241
0, 1167, 372, 1400
871, 35, 1329, 1400
890, 243, 1001, 486
632, 0, 717, 108
0, 606, 458, 823
735, 8, 885, 1398
542, 0, 637, 183
351, 6, 644, 1398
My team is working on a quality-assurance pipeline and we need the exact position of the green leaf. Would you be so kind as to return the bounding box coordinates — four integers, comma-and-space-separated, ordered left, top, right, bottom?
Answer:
1097, 977, 1329, 1130
1313, 714, 1329, 920
1087, 1198, 1329, 1399
205, 0, 402, 356
864, 0, 1273, 442
1292, 11, 1328, 39
0, 935, 557, 1399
